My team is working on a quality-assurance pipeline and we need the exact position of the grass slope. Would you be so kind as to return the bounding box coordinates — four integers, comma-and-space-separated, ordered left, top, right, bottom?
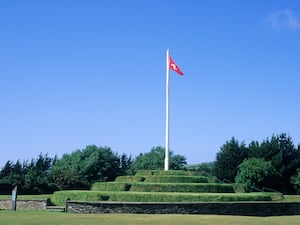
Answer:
51, 190, 278, 206
1, 211, 300, 225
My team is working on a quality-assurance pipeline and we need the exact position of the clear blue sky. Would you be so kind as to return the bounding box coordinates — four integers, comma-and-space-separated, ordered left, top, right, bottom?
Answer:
1, 0, 300, 168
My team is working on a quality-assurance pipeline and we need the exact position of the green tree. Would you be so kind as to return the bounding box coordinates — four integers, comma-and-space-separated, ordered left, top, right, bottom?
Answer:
250, 134, 300, 193
235, 158, 275, 190
49, 145, 122, 189
0, 161, 14, 194
0, 160, 26, 194
291, 170, 300, 194
213, 137, 248, 182
23, 153, 58, 194
119, 153, 133, 175
128, 146, 187, 174
187, 162, 214, 176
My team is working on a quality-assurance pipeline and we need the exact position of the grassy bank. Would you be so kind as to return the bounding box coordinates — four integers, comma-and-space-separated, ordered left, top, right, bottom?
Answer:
51, 190, 279, 206
0, 210, 300, 225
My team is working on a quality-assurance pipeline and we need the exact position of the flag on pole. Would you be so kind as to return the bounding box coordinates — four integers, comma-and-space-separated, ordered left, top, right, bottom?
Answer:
169, 56, 184, 76
165, 49, 184, 171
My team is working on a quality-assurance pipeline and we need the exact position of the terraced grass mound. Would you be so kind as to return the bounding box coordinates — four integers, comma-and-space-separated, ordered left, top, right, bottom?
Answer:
52, 190, 281, 206
52, 170, 283, 206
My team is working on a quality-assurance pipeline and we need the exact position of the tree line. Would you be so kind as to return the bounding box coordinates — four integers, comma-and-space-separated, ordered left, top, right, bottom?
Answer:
1, 133, 300, 195
213, 133, 300, 194
0, 146, 186, 194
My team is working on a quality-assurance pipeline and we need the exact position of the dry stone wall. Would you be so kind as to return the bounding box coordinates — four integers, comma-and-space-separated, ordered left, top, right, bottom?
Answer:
0, 199, 49, 210
66, 201, 300, 216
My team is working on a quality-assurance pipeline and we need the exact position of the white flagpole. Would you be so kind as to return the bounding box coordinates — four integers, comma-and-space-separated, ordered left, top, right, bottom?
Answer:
165, 49, 170, 171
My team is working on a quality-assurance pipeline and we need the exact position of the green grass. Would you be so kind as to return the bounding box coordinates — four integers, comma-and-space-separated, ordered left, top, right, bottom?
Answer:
143, 175, 209, 183
0, 210, 300, 225
0, 195, 52, 200
51, 190, 277, 206
136, 170, 195, 176
129, 182, 235, 193
284, 195, 300, 202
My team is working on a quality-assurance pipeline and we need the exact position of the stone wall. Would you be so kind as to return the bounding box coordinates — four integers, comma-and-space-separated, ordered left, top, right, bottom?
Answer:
0, 199, 49, 210
66, 201, 300, 216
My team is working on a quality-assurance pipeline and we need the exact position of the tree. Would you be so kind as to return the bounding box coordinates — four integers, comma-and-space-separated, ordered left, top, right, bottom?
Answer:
235, 158, 275, 190
23, 153, 58, 194
213, 137, 248, 182
49, 145, 122, 190
128, 146, 187, 174
187, 162, 214, 176
291, 170, 300, 194
119, 153, 133, 175
250, 134, 300, 193
0, 160, 28, 194
0, 161, 14, 194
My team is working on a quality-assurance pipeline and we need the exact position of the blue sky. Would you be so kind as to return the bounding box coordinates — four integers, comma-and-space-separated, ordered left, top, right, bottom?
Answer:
1, 0, 300, 168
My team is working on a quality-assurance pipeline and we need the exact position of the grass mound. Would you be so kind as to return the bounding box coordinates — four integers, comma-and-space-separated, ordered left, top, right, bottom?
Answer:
52, 190, 280, 206
51, 170, 283, 206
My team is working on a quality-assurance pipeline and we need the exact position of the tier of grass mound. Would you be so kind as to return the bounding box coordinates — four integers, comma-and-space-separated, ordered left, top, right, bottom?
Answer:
129, 183, 235, 193
92, 182, 238, 193
115, 175, 209, 183
52, 190, 282, 206
135, 170, 195, 176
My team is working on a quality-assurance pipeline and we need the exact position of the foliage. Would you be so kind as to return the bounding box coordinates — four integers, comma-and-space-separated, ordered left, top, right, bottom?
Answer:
48, 145, 126, 190
23, 153, 58, 194
0, 154, 57, 194
291, 170, 300, 194
235, 158, 276, 190
187, 162, 214, 176
213, 137, 248, 182
0, 146, 132, 194
248, 134, 300, 193
128, 146, 187, 174
213, 133, 300, 194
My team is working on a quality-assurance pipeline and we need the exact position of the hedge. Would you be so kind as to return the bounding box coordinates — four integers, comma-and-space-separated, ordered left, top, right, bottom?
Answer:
51, 190, 281, 206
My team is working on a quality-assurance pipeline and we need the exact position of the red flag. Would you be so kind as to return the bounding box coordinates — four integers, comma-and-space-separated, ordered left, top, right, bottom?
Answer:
169, 56, 183, 76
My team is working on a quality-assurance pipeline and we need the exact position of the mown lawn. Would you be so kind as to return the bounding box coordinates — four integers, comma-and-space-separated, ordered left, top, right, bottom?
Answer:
0, 210, 300, 225
0, 195, 52, 200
